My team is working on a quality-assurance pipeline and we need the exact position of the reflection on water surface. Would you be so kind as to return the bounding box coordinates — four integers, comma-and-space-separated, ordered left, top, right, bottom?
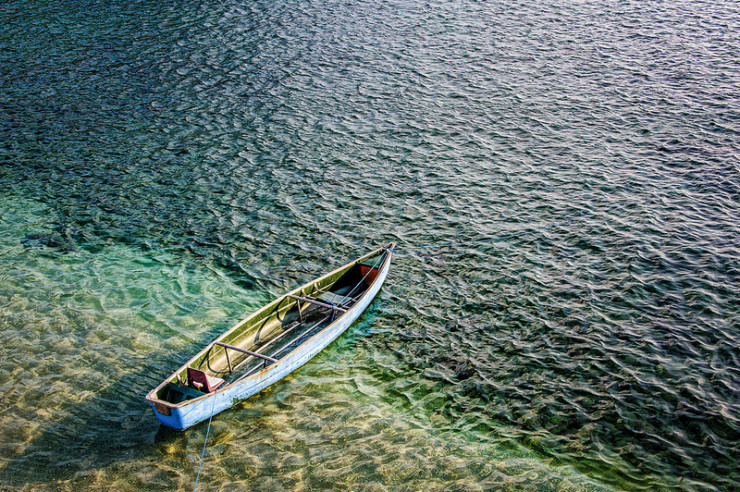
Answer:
1, 0, 738, 489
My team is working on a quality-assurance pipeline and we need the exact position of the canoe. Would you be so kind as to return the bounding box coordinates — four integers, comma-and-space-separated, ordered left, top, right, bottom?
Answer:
145, 244, 394, 430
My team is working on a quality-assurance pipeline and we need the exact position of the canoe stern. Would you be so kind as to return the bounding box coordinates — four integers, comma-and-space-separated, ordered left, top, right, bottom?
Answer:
148, 400, 186, 430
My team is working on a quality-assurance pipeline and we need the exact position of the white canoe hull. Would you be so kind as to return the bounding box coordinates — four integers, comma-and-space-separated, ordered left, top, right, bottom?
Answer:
146, 246, 392, 430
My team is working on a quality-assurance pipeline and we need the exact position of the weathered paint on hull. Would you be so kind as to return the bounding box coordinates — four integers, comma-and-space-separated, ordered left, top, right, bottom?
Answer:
149, 249, 391, 430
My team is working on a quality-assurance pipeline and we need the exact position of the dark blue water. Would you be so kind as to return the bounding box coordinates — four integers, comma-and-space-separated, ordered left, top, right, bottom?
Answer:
1, 0, 738, 489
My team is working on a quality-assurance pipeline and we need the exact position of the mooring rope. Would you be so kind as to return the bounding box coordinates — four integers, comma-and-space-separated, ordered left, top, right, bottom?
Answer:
194, 390, 218, 491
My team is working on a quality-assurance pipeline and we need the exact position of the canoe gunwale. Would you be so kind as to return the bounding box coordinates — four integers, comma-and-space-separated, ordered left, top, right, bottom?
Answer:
145, 244, 393, 417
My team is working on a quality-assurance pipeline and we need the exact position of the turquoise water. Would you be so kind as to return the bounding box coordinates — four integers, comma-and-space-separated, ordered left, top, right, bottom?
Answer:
1, 0, 738, 490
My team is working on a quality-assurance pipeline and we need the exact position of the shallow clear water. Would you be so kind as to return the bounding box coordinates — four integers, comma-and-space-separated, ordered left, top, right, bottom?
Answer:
1, 0, 738, 490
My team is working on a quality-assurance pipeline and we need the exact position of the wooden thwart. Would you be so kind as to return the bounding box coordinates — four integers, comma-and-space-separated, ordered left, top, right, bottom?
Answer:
286, 294, 347, 312
235, 312, 334, 384
214, 341, 277, 373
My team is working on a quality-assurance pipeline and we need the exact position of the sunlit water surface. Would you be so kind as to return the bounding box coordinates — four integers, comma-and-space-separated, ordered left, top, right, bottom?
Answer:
1, 0, 738, 490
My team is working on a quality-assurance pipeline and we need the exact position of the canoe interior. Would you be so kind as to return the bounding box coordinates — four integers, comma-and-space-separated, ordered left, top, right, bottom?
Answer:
153, 249, 388, 404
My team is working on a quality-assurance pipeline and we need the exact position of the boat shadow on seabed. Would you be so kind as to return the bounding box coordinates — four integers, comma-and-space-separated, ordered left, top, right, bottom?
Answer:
0, 351, 227, 488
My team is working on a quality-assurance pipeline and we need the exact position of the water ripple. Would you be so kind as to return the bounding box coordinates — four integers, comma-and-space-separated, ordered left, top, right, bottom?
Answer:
1, 0, 739, 490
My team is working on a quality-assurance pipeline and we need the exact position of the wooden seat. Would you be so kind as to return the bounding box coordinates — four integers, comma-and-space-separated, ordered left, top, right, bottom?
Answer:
187, 367, 224, 393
